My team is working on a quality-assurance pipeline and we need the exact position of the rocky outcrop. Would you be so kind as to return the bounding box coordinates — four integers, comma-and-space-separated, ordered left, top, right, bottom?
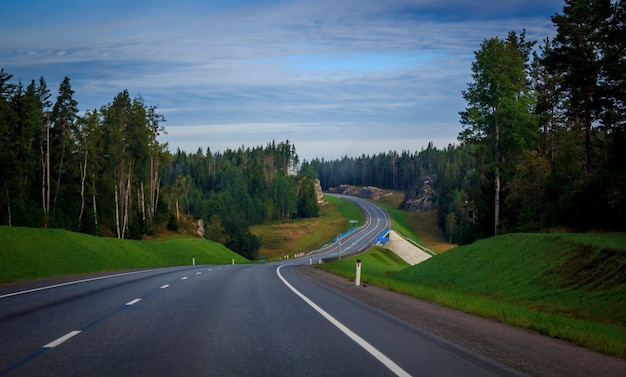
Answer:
400, 177, 436, 212
328, 184, 389, 201
195, 219, 205, 238
315, 179, 329, 206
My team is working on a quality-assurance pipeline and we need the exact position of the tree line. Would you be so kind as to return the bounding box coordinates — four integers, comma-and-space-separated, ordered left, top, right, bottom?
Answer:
2, 0, 623, 250
164, 141, 320, 259
0, 77, 172, 240
312, 0, 626, 243
0, 70, 318, 259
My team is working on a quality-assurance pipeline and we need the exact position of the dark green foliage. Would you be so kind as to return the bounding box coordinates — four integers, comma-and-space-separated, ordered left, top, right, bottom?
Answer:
205, 215, 230, 244
159, 140, 319, 258
310, 2, 626, 237
0, 77, 167, 240
167, 214, 179, 232
298, 178, 319, 218
311, 149, 424, 192
128, 212, 147, 240
1, 1, 624, 249
224, 223, 260, 261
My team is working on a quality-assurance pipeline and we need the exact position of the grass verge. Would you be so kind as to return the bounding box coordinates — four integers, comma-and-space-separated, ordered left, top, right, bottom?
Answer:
251, 195, 364, 259
377, 202, 454, 254
319, 233, 626, 358
317, 247, 410, 287
0, 226, 248, 283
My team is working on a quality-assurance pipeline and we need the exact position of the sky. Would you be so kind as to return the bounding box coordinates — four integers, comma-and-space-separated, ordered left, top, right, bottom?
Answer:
1, 0, 564, 161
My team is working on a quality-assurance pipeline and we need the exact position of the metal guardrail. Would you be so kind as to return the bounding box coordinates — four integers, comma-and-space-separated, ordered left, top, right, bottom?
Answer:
375, 227, 390, 243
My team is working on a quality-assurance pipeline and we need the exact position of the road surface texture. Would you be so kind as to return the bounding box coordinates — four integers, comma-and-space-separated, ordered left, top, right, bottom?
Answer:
2, 264, 525, 376
2, 195, 624, 376
298, 265, 626, 377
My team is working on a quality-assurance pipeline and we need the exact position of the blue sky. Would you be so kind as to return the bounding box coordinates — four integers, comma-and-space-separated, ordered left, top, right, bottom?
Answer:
1, 0, 563, 160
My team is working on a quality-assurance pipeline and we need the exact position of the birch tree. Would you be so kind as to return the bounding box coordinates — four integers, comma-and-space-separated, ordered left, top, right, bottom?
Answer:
101, 91, 133, 239
146, 105, 166, 226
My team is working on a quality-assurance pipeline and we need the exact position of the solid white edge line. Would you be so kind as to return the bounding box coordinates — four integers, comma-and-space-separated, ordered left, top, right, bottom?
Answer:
126, 298, 142, 306
44, 330, 82, 348
0, 269, 164, 299
276, 265, 411, 377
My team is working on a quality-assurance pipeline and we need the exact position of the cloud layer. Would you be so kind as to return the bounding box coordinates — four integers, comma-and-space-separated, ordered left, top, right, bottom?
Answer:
2, 0, 563, 160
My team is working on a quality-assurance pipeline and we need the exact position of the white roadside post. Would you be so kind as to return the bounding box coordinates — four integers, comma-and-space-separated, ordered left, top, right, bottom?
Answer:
355, 259, 362, 286
337, 234, 342, 260
193, 257, 196, 266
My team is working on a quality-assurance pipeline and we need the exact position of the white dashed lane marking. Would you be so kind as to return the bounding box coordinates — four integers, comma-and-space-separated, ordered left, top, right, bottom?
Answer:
44, 331, 82, 348
125, 298, 142, 306
2, 268, 222, 374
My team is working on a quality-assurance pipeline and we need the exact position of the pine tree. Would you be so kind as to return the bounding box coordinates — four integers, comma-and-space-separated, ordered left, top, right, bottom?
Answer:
459, 32, 537, 236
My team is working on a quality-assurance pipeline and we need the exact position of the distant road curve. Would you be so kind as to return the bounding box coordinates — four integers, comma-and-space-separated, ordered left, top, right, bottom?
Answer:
290, 194, 390, 265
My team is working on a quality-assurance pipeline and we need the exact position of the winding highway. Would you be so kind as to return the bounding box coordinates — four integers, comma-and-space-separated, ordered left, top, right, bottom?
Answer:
300, 194, 392, 264
0, 196, 523, 376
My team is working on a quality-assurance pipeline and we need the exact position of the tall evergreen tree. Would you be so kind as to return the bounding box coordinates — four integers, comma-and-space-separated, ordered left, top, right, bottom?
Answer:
12, 80, 46, 226
544, 0, 612, 175
50, 76, 79, 226
459, 31, 536, 236
0, 69, 17, 226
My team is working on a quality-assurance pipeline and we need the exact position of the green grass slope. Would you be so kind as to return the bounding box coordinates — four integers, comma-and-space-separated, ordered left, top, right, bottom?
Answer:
0, 226, 249, 283
395, 233, 626, 357
318, 246, 410, 285
251, 194, 365, 259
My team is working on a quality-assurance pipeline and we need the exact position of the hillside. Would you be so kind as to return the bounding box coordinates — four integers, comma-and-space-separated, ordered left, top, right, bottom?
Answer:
318, 232, 626, 357
395, 232, 626, 356
251, 195, 365, 259
0, 226, 248, 283
397, 233, 626, 325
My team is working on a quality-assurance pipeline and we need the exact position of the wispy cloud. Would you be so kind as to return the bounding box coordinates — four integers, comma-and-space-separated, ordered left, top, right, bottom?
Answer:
1, 0, 564, 160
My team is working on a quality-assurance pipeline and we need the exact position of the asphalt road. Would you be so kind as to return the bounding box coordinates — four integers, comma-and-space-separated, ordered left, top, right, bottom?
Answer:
299, 194, 392, 264
0, 262, 523, 376
0, 196, 524, 376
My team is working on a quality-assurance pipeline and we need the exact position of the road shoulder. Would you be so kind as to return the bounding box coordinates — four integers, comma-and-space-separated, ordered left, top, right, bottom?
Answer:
296, 265, 626, 377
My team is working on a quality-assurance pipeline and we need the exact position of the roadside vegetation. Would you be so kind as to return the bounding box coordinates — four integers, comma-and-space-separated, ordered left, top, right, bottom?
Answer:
381, 203, 455, 254
319, 232, 626, 358
0, 226, 248, 283
251, 195, 365, 260
311, 2, 626, 243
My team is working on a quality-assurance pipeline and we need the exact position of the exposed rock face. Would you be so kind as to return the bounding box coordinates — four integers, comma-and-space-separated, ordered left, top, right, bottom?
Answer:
314, 179, 329, 206
400, 177, 437, 212
328, 184, 388, 201
196, 219, 205, 238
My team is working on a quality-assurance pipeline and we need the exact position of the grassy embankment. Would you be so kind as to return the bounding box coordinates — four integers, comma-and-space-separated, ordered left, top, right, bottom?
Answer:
0, 226, 249, 283
319, 233, 626, 358
374, 191, 454, 254
250, 195, 365, 260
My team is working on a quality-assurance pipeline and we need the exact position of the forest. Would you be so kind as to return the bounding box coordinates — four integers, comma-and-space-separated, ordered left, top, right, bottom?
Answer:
312, 0, 626, 243
1, 0, 624, 253
0, 73, 318, 259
